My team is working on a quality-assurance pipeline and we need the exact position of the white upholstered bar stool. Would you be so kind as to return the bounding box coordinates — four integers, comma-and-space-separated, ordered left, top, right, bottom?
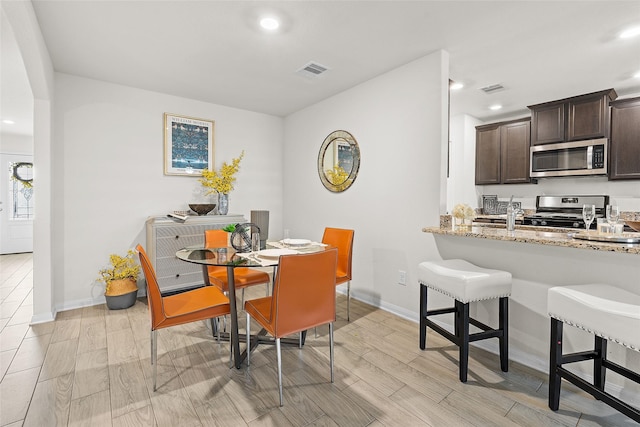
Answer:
548, 284, 640, 422
418, 259, 512, 382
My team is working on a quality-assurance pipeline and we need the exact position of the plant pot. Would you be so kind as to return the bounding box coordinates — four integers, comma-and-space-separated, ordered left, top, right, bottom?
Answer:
105, 289, 138, 310
105, 278, 138, 310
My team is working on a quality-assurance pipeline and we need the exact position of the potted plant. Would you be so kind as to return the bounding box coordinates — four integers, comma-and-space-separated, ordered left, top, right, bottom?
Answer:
98, 249, 141, 310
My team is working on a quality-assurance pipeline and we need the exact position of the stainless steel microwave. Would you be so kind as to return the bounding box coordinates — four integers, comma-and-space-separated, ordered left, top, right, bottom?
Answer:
530, 138, 607, 178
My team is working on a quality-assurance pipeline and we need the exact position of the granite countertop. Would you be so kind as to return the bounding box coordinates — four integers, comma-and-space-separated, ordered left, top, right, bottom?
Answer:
423, 224, 640, 255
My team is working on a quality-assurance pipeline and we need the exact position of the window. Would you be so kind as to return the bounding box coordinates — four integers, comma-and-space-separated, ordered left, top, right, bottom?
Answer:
9, 162, 34, 220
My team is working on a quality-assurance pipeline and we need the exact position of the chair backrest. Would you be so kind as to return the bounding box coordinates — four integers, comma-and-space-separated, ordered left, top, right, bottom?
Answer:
205, 229, 228, 247
321, 227, 354, 281
204, 229, 228, 275
136, 244, 165, 330
271, 249, 338, 337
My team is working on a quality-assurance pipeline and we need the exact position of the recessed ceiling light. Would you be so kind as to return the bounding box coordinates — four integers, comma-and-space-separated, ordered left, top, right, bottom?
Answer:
489, 105, 502, 111
2, 119, 15, 124
620, 26, 640, 39
260, 17, 279, 31
450, 82, 464, 90
634, 71, 640, 79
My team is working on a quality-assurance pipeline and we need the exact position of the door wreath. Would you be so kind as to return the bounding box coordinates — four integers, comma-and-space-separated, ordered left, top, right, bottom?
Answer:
11, 162, 33, 188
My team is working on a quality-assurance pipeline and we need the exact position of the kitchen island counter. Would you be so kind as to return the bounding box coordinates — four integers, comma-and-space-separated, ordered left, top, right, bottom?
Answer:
423, 224, 640, 255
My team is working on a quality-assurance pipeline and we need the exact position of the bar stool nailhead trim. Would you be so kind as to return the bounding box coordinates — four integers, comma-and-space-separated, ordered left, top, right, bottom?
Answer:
548, 284, 640, 423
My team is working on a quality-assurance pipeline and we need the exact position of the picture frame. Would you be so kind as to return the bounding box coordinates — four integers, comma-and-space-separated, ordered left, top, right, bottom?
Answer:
164, 113, 214, 176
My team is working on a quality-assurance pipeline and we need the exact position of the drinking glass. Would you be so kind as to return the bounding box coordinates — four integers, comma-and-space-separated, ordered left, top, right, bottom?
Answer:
582, 204, 595, 232
606, 205, 620, 226
251, 231, 260, 253
282, 229, 290, 247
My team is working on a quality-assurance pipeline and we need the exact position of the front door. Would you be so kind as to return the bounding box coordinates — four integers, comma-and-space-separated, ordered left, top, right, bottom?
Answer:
0, 153, 34, 254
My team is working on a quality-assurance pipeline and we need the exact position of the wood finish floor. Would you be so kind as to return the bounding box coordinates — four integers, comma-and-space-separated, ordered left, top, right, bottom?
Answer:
1, 252, 636, 426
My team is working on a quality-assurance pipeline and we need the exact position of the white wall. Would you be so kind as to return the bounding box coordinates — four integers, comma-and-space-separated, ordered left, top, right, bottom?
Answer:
2, 0, 56, 323
0, 133, 33, 154
283, 51, 450, 319
53, 74, 284, 310
447, 113, 482, 212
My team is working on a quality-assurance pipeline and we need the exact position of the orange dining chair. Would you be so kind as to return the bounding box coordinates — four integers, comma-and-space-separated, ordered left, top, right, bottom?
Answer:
244, 249, 338, 406
136, 244, 230, 391
204, 229, 271, 304
322, 227, 354, 321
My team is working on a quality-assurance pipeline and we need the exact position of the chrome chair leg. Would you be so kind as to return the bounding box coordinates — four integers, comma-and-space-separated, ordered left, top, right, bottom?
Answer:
347, 281, 351, 321
276, 337, 283, 406
246, 312, 251, 366
329, 322, 334, 383
151, 329, 158, 391
210, 318, 220, 341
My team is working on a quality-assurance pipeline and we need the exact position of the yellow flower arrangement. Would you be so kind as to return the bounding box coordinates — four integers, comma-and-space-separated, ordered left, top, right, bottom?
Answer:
199, 151, 245, 195
97, 250, 141, 294
452, 203, 475, 220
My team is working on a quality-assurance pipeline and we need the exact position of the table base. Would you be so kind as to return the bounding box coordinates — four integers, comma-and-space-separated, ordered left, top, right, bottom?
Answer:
213, 329, 307, 368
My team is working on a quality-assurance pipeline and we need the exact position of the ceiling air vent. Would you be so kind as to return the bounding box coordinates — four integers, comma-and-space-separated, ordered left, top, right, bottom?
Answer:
480, 83, 505, 94
296, 62, 329, 78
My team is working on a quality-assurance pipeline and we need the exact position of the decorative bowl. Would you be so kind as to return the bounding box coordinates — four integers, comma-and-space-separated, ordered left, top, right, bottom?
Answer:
625, 220, 640, 232
188, 204, 216, 216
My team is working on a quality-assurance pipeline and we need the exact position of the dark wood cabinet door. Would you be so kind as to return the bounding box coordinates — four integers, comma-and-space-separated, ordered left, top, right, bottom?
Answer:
530, 102, 564, 145
530, 89, 616, 145
567, 94, 609, 141
501, 120, 531, 184
609, 97, 640, 180
475, 125, 501, 184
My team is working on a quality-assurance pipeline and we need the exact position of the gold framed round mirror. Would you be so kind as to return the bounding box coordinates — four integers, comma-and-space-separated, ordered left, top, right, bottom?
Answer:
317, 130, 360, 193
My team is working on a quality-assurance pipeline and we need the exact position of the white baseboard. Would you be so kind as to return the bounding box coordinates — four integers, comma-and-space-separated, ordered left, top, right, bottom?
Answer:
30, 311, 56, 324
55, 296, 106, 314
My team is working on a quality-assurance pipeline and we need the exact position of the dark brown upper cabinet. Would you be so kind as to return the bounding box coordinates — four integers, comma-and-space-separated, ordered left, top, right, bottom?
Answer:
529, 89, 617, 146
476, 118, 531, 185
609, 96, 640, 180
529, 102, 564, 145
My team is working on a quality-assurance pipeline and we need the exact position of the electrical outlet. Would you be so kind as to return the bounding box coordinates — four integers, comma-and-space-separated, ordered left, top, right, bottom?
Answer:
398, 270, 406, 285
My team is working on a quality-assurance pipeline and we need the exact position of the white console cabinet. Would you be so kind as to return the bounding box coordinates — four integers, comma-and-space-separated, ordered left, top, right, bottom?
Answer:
145, 215, 246, 293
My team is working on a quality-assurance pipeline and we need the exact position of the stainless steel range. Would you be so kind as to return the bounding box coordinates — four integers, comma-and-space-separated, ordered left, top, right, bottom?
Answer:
523, 195, 609, 229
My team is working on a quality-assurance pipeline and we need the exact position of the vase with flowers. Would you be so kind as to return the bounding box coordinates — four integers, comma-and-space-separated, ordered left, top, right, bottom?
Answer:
199, 151, 244, 215
452, 203, 475, 229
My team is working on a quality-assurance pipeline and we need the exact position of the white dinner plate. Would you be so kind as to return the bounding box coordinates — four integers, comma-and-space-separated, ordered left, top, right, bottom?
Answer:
257, 248, 298, 259
281, 238, 312, 247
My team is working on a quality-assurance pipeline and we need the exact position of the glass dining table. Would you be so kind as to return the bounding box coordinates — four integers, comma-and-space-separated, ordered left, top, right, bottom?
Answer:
175, 243, 329, 369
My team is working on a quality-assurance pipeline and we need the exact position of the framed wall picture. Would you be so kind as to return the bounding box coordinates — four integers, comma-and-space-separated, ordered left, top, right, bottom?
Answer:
164, 113, 214, 176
